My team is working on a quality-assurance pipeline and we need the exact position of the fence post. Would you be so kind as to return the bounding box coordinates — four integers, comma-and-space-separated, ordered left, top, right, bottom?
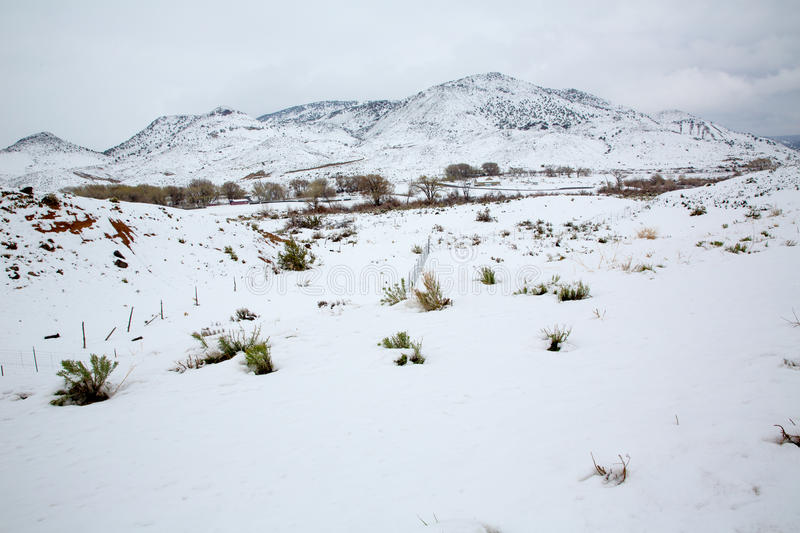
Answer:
32, 347, 38, 373
82, 321, 86, 349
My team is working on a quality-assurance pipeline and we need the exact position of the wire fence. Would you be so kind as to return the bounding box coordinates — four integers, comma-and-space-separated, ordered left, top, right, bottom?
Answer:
407, 236, 432, 289
0, 348, 72, 377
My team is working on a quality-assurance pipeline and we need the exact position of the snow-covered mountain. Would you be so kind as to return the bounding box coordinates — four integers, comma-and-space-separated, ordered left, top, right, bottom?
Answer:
1, 73, 796, 192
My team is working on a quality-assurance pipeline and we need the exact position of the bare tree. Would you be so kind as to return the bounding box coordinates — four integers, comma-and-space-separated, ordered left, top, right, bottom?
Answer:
445, 163, 479, 180
252, 181, 287, 203
221, 181, 246, 200
357, 174, 395, 206
481, 162, 500, 176
187, 179, 218, 207
306, 178, 336, 208
411, 176, 443, 204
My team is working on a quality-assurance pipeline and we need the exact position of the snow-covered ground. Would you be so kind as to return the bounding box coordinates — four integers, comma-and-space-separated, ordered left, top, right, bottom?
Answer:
1, 166, 799, 532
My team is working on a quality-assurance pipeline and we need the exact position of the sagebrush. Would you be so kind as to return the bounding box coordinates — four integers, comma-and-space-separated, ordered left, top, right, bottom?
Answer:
51, 354, 118, 406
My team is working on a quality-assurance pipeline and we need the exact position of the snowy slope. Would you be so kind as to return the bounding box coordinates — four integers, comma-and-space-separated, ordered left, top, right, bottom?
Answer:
0, 165, 799, 532
0, 132, 113, 191
1, 73, 797, 192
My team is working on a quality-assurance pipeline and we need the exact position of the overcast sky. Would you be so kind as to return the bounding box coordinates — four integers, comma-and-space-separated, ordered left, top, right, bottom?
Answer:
1, 0, 798, 150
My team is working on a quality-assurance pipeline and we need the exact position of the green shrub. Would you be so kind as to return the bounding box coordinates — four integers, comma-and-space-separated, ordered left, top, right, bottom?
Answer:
51, 354, 119, 406
557, 281, 591, 301
224, 245, 239, 261
380, 331, 412, 349
245, 341, 275, 375
208, 326, 265, 363
380, 278, 408, 306
277, 239, 314, 271
726, 242, 748, 254
541, 325, 571, 352
414, 271, 451, 311
479, 266, 496, 285
394, 354, 408, 366
407, 341, 425, 365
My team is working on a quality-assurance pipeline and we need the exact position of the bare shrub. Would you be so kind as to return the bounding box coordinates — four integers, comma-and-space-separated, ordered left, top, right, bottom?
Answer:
414, 271, 451, 311
637, 227, 658, 240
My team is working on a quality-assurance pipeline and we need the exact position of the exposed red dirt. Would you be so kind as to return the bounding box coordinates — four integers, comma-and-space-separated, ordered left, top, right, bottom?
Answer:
104, 218, 136, 250
33, 214, 97, 235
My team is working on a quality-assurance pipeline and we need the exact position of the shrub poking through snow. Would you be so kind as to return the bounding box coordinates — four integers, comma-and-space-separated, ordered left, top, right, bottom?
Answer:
232, 308, 258, 321
637, 227, 658, 239
774, 424, 800, 447
245, 341, 275, 375
557, 281, 591, 301
41, 193, 61, 210
476, 207, 494, 222
541, 325, 571, 351
515, 275, 560, 296
380, 331, 412, 349
223, 245, 239, 261
51, 354, 118, 406
689, 206, 707, 216
479, 266, 497, 285
380, 278, 408, 306
726, 242, 748, 254
411, 244, 423, 254
591, 453, 630, 485
278, 239, 314, 271
215, 326, 265, 362
231, 307, 258, 322
380, 332, 424, 365
407, 341, 425, 364
414, 271, 451, 311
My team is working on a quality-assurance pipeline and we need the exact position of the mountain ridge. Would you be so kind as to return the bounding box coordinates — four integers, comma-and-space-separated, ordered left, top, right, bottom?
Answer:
1, 73, 796, 191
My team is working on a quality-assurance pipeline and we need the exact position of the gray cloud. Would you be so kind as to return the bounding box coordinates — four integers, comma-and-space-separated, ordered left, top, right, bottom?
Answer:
1, 0, 798, 150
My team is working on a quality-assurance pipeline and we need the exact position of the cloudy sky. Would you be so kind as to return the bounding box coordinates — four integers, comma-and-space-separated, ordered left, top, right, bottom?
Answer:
0, 0, 798, 150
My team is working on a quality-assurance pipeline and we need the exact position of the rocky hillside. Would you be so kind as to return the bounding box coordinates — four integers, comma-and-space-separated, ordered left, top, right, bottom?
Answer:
1, 73, 796, 192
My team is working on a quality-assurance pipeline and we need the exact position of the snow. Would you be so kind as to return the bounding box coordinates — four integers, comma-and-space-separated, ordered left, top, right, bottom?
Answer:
1, 164, 799, 532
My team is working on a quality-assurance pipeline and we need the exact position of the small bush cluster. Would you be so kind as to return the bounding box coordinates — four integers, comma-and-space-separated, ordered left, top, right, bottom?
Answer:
223, 245, 239, 261
478, 266, 497, 285
379, 331, 425, 365
41, 193, 61, 210
541, 325, 571, 352
277, 239, 315, 271
414, 271, 451, 311
515, 275, 561, 296
380, 331, 412, 349
557, 281, 591, 302
380, 278, 408, 306
726, 242, 748, 254
232, 308, 258, 321
636, 227, 658, 240
51, 354, 118, 406
475, 207, 494, 222
181, 327, 274, 375
244, 341, 275, 375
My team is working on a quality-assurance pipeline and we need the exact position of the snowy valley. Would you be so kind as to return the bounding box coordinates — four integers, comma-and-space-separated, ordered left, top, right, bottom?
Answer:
0, 72, 799, 533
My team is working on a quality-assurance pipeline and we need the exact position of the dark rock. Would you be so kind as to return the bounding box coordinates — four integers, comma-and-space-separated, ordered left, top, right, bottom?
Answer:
114, 259, 128, 268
